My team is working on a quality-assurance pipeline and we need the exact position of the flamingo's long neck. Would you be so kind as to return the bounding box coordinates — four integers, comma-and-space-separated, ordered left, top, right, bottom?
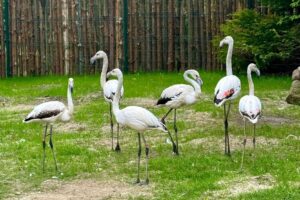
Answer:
67, 85, 74, 114
100, 54, 108, 89
184, 72, 201, 95
112, 72, 123, 114
226, 41, 233, 76
247, 68, 255, 96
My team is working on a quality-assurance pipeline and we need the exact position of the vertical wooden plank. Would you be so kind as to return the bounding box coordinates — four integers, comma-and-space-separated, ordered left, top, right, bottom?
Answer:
167, 0, 174, 71
10, 0, 17, 76
145, 0, 151, 71
82, 0, 88, 73
179, 0, 186, 71
115, 0, 122, 68
161, 0, 168, 70
108, 0, 115, 69
139, 0, 146, 71
128, 0, 132, 72
132, 0, 138, 72
61, 0, 70, 75
206, 0, 212, 71
187, 0, 193, 69
88, 0, 94, 72
156, 0, 162, 71
68, 0, 74, 74
150, 1, 156, 71
0, 1, 4, 76
192, 0, 199, 69
199, 0, 206, 69
58, 0, 64, 74
20, 0, 25, 75
211, 0, 216, 71
27, 0, 35, 75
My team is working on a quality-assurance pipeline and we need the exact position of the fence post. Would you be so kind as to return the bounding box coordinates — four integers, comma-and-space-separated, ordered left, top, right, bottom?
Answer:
3, 0, 11, 77
123, 0, 129, 73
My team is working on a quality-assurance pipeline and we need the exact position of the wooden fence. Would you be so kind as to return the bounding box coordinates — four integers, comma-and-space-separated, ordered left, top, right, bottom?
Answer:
0, 0, 259, 77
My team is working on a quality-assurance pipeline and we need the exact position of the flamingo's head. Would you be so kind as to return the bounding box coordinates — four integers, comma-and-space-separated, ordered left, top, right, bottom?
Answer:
107, 68, 123, 79
185, 69, 203, 86
68, 78, 74, 93
90, 50, 107, 64
220, 36, 234, 47
248, 63, 260, 76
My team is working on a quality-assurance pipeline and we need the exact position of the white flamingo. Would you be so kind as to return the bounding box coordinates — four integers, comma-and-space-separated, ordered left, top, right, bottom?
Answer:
156, 69, 203, 154
24, 78, 74, 171
214, 36, 241, 156
107, 68, 178, 184
90, 51, 124, 151
239, 63, 261, 169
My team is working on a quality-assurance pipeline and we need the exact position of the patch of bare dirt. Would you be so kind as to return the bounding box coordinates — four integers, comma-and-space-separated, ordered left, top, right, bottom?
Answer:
2, 104, 33, 112
11, 179, 152, 200
123, 97, 157, 108
57, 122, 87, 133
188, 135, 279, 152
201, 173, 276, 199
180, 110, 216, 125
260, 116, 294, 125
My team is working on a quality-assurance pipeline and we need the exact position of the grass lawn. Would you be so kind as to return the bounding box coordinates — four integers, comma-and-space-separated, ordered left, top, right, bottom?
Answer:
0, 72, 299, 199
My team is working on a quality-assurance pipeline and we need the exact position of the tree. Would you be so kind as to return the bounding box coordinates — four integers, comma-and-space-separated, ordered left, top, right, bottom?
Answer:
214, 1, 300, 73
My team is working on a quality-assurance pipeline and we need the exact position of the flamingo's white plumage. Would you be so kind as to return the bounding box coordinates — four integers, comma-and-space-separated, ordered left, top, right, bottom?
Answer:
214, 36, 241, 156
24, 78, 74, 171
156, 69, 203, 153
90, 51, 124, 151
107, 68, 178, 184
239, 63, 261, 169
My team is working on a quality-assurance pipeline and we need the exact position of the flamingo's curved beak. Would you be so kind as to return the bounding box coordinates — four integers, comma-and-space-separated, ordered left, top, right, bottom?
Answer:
196, 77, 203, 86
219, 40, 225, 47
90, 56, 96, 65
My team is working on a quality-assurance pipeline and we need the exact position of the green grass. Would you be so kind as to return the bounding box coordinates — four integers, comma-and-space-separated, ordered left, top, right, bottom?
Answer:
0, 72, 299, 199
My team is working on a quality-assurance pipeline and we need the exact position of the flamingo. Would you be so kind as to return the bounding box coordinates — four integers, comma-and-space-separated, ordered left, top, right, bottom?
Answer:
214, 36, 241, 156
90, 51, 124, 152
156, 69, 203, 154
239, 63, 261, 169
107, 68, 178, 184
23, 78, 74, 171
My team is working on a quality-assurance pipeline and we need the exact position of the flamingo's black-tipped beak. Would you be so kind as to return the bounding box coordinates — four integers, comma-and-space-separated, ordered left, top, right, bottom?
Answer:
196, 77, 203, 86
219, 40, 224, 47
90, 57, 95, 65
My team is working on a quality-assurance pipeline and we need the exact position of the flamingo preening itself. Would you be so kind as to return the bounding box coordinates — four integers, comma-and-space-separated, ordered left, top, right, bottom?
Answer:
214, 36, 241, 156
24, 78, 74, 171
156, 69, 203, 154
107, 68, 178, 184
90, 51, 124, 152
239, 63, 261, 169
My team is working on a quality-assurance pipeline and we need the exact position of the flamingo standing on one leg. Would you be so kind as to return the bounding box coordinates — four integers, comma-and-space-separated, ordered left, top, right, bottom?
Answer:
107, 68, 178, 184
239, 63, 261, 169
156, 69, 203, 154
90, 51, 124, 152
214, 36, 241, 156
23, 78, 74, 171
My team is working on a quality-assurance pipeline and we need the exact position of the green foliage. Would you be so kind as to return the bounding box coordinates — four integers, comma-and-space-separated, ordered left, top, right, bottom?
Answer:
215, 0, 300, 73
215, 10, 300, 72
